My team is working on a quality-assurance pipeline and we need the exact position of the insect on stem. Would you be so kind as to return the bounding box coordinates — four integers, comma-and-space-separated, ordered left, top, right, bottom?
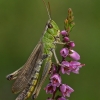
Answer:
6, 1, 64, 100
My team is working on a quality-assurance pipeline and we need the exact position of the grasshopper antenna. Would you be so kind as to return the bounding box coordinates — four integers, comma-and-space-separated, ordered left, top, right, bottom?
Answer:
42, 0, 51, 20
48, 2, 52, 19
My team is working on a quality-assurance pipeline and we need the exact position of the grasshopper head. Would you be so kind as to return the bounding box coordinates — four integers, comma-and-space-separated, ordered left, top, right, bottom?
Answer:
47, 19, 60, 37
42, 0, 60, 37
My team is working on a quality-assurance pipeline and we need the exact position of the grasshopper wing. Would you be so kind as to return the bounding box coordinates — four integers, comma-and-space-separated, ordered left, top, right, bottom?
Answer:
12, 42, 43, 94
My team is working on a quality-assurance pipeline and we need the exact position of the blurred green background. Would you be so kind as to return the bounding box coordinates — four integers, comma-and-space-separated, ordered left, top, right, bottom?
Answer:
0, 0, 100, 100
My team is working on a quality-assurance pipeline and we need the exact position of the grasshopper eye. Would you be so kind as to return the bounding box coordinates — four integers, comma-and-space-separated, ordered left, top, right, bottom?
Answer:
48, 23, 53, 28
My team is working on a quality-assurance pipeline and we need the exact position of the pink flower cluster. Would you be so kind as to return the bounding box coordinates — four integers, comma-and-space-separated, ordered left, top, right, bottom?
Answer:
60, 30, 84, 75
44, 30, 85, 100
45, 72, 74, 100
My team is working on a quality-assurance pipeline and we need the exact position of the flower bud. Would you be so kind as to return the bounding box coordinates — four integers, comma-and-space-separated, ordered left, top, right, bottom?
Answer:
68, 41, 75, 48
64, 37, 70, 42
60, 48, 69, 58
69, 61, 84, 74
61, 61, 71, 75
69, 50, 80, 60
60, 30, 68, 36
50, 74, 61, 87
60, 84, 74, 97
57, 96, 67, 100
44, 83, 56, 94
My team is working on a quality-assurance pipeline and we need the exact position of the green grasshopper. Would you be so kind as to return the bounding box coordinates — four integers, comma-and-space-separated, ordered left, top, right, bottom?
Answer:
6, 1, 63, 100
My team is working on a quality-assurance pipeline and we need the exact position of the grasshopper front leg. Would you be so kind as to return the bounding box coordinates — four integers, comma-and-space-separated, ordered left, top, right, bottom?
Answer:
52, 37, 65, 65
51, 48, 60, 65
54, 35, 66, 45
54, 41, 66, 45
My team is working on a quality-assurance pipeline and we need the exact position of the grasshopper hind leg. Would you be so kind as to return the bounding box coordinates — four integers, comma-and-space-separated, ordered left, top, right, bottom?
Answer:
32, 59, 52, 99
15, 54, 48, 100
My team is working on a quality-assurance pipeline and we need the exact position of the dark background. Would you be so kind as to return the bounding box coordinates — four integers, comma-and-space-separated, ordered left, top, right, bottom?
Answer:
0, 0, 100, 100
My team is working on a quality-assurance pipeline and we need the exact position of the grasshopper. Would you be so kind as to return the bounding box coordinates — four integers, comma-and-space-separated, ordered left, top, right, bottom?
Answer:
6, 1, 63, 100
